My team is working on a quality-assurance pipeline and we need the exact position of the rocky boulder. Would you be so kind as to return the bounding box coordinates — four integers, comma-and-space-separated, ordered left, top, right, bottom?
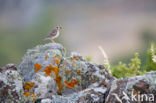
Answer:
19, 43, 65, 81
0, 64, 23, 103
106, 71, 156, 103
19, 43, 114, 102
0, 43, 155, 103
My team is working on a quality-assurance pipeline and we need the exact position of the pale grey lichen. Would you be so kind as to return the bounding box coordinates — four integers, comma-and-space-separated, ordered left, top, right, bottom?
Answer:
19, 43, 66, 81
0, 64, 23, 103
106, 71, 156, 103
2, 43, 155, 103
19, 43, 113, 102
41, 98, 52, 103
33, 73, 57, 99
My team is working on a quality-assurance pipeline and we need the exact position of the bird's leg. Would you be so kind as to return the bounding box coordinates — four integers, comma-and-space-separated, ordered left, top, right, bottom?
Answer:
51, 39, 55, 43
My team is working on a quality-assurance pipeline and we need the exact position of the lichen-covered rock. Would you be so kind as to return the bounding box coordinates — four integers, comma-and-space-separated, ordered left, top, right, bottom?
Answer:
19, 43, 114, 102
106, 71, 156, 103
33, 73, 57, 99
50, 84, 108, 103
44, 62, 113, 103
19, 43, 66, 81
1, 43, 156, 103
59, 58, 114, 95
0, 64, 23, 103
41, 98, 52, 103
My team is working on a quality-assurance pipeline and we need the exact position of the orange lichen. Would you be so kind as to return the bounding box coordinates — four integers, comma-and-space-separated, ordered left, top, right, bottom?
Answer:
77, 70, 81, 75
45, 55, 48, 60
31, 92, 36, 98
55, 76, 64, 93
52, 67, 63, 93
43, 65, 53, 76
64, 79, 78, 88
24, 82, 35, 90
34, 63, 42, 73
72, 79, 78, 84
53, 56, 57, 58
44, 67, 51, 76
30, 82, 35, 87
102, 80, 105, 83
53, 56, 60, 65
71, 56, 77, 60
24, 85, 31, 90
60, 65, 63, 68
55, 67, 60, 76
24, 92, 30, 97
65, 70, 71, 75
43, 64, 63, 93
44, 65, 60, 77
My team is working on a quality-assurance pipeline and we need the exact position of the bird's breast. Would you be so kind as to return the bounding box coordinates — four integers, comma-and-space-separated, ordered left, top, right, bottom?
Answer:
53, 31, 60, 39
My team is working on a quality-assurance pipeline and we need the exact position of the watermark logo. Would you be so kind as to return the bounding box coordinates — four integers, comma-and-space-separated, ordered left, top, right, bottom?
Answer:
122, 90, 154, 102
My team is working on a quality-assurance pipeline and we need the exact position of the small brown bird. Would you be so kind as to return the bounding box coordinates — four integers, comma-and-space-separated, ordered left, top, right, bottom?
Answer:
43, 26, 62, 43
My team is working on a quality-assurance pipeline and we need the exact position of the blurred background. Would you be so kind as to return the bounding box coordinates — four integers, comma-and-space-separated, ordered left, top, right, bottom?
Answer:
0, 0, 156, 67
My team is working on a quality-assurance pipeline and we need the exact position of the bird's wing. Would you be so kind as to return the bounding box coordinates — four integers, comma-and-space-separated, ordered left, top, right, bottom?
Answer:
45, 29, 57, 38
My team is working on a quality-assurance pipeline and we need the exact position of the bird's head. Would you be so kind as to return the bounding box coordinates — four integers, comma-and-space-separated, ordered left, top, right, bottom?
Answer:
56, 26, 62, 30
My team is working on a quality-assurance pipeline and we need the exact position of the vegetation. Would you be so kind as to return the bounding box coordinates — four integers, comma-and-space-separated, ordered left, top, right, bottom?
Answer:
110, 43, 156, 78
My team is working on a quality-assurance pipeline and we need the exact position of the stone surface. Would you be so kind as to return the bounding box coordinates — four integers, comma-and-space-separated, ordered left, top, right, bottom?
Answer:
1, 43, 156, 103
41, 98, 52, 103
19, 43, 65, 81
106, 71, 156, 103
33, 73, 57, 99
19, 43, 114, 102
0, 64, 23, 103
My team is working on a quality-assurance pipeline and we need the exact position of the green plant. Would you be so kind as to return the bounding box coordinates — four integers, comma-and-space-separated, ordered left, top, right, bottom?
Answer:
110, 43, 156, 78
145, 42, 156, 71
111, 53, 144, 78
